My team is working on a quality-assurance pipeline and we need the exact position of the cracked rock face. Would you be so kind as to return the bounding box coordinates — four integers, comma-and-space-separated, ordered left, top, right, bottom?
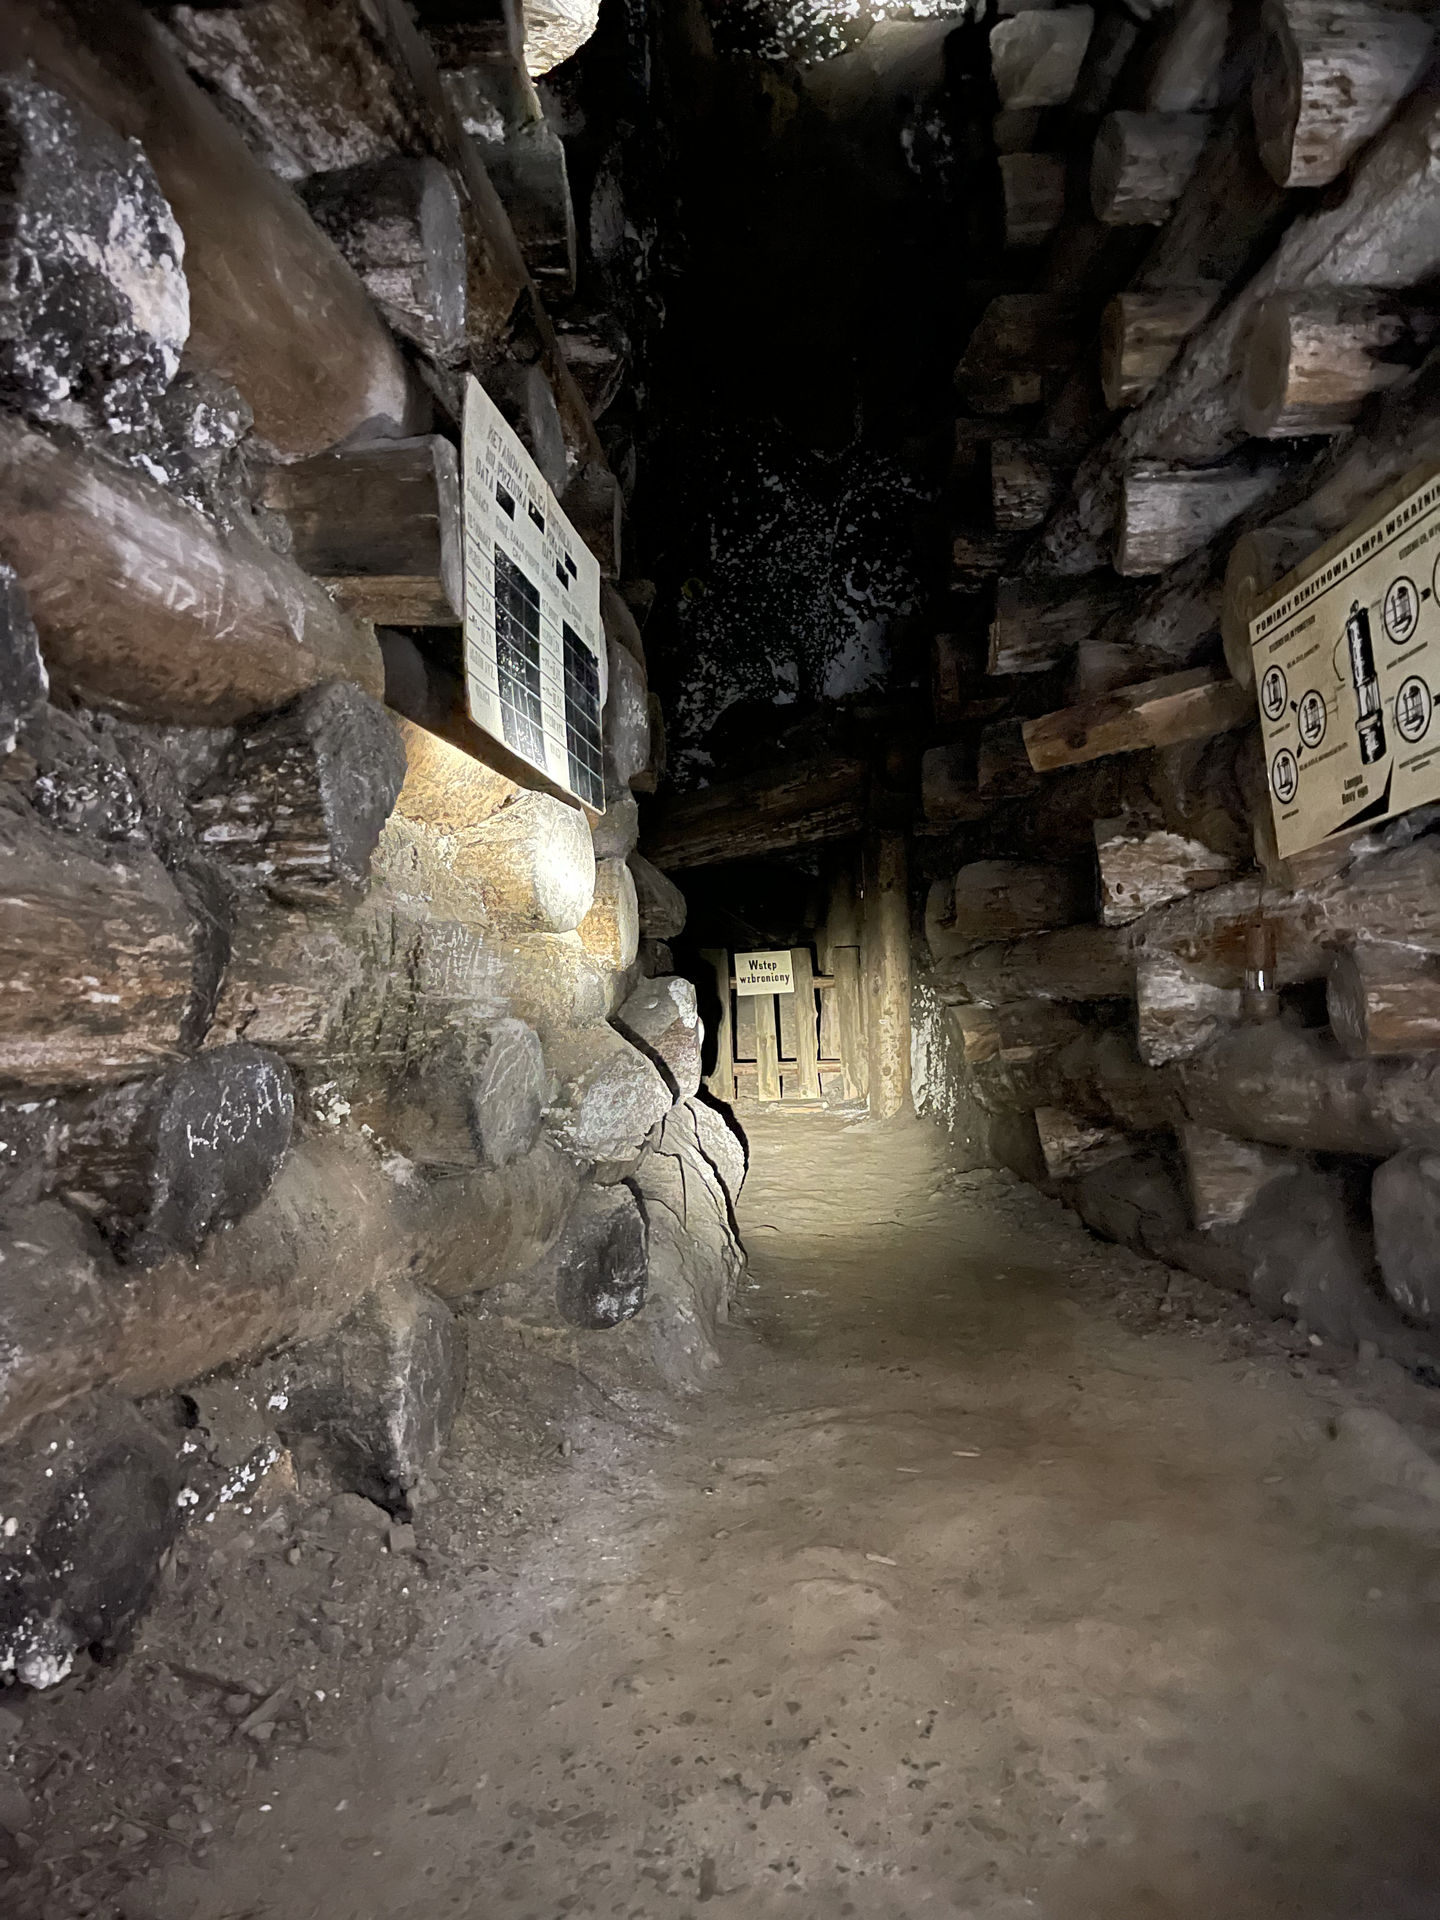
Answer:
0, 74, 188, 433
615, 975, 703, 1100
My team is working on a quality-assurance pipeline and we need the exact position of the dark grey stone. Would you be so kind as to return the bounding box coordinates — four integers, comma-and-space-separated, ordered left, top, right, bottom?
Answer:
552, 1183, 649, 1330
1372, 1148, 1440, 1326
275, 1280, 466, 1514
0, 74, 187, 432
134, 1045, 295, 1264
0, 1394, 184, 1689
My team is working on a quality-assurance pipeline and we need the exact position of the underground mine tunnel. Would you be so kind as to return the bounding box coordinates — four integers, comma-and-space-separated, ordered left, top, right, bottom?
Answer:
7, 0, 1440, 1913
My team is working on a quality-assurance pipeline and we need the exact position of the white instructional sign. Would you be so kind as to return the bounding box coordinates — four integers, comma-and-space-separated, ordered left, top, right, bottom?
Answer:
1251, 467, 1440, 859
461, 376, 606, 810
734, 950, 795, 997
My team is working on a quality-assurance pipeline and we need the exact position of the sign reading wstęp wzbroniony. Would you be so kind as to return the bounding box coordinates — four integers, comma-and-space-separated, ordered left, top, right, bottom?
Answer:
734, 951, 795, 997
1250, 466, 1440, 860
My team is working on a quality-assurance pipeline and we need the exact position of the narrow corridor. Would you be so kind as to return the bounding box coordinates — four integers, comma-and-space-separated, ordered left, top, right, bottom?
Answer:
113, 1113, 1440, 1920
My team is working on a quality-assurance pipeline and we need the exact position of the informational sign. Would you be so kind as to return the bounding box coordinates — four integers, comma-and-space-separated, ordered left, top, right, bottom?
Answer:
1251, 467, 1440, 859
734, 950, 795, 997
461, 376, 606, 811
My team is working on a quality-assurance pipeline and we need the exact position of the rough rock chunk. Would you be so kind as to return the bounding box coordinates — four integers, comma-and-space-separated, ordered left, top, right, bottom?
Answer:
378, 1018, 544, 1170
525, 0, 602, 76
275, 1279, 465, 1513
615, 976, 703, 1100
0, 74, 188, 431
591, 784, 639, 860
0, 1394, 184, 1689
550, 1182, 648, 1329
1372, 1149, 1440, 1326
195, 680, 406, 904
1221, 1165, 1390, 1348
456, 790, 596, 933
10, 705, 144, 842
57, 1043, 296, 1265
687, 1096, 748, 1213
629, 852, 686, 940
629, 1106, 745, 1389
577, 856, 639, 970
604, 634, 650, 789
544, 1023, 673, 1171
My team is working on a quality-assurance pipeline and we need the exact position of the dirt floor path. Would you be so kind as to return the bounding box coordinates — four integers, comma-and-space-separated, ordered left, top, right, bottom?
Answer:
27, 1111, 1440, 1919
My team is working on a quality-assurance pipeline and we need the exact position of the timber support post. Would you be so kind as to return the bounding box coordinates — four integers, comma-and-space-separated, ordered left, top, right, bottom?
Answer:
862, 830, 911, 1121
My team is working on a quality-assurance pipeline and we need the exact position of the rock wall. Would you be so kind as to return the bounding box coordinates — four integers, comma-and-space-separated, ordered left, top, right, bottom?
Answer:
0, 4, 739, 1692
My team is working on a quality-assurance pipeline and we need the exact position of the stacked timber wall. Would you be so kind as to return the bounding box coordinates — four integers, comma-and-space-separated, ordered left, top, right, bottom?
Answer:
921, 0, 1440, 1372
0, 0, 738, 1691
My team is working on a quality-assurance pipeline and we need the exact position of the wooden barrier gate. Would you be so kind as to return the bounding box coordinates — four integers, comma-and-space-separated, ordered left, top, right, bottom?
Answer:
701, 946, 866, 1105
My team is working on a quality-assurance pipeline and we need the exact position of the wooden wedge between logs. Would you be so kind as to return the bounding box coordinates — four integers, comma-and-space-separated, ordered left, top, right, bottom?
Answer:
261, 436, 464, 625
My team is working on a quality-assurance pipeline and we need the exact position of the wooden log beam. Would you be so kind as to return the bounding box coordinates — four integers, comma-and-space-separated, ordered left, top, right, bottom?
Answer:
1138, 0, 1236, 114
1133, 82, 1440, 468
1179, 1123, 1297, 1230
1095, 818, 1236, 925
441, 65, 576, 293
953, 530, 1027, 584
0, 1131, 581, 1447
1135, 950, 1241, 1065
929, 924, 1133, 1006
642, 758, 868, 871
862, 831, 911, 1119
956, 294, 1084, 390
1044, 86, 1440, 571
1240, 289, 1440, 438
1179, 1020, 1440, 1156
920, 743, 988, 826
261, 436, 464, 626
991, 439, 1068, 532
990, 7, 1096, 109
989, 575, 1129, 676
1116, 456, 1291, 574
193, 683, 407, 906
1022, 668, 1251, 773
1220, 522, 1316, 685
1000, 152, 1068, 249
1253, 0, 1437, 188
978, 720, 1043, 800
0, 0, 421, 461
1135, 840, 1440, 1008
297, 157, 467, 364
0, 800, 198, 1090
1090, 110, 1211, 225
700, 948, 734, 1104
1035, 1107, 1134, 1181
1327, 945, 1440, 1059
971, 1025, 1178, 1134
0, 416, 383, 726
1100, 286, 1220, 409
949, 859, 1094, 944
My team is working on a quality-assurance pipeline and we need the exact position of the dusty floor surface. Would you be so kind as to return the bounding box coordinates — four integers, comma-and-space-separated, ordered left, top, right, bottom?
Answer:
11, 1110, 1440, 1919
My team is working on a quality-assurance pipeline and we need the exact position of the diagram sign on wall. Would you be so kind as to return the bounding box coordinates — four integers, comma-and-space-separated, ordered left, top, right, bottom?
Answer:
461, 375, 606, 811
1250, 467, 1440, 859
734, 951, 795, 997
